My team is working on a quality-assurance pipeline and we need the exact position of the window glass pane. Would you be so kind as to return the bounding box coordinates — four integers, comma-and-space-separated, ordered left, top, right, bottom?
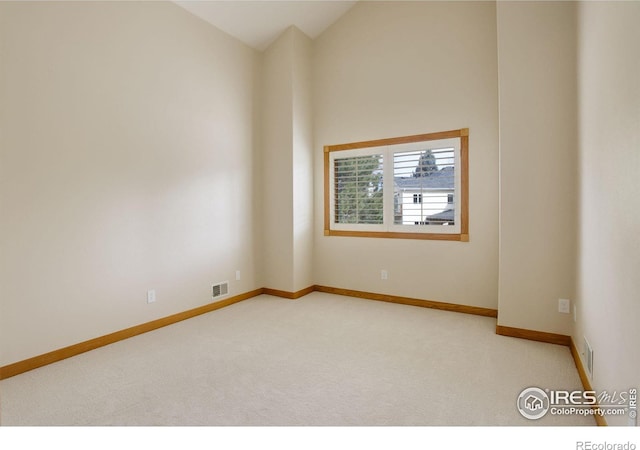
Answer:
393, 148, 455, 226
334, 154, 383, 224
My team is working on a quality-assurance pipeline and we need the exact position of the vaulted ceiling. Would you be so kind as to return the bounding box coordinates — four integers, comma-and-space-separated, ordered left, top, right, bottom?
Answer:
174, 1, 358, 51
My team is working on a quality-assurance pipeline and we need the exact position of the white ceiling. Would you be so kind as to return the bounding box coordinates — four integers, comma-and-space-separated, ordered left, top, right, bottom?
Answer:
174, 1, 358, 51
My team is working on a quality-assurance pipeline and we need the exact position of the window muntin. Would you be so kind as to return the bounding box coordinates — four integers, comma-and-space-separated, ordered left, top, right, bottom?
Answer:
324, 129, 469, 241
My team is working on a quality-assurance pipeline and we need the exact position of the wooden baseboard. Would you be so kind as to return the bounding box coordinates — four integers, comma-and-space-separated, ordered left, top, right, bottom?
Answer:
2, 284, 608, 426
262, 286, 315, 300
495, 325, 571, 346
2, 284, 493, 380
0, 288, 263, 380
9, 280, 601, 427
496, 325, 607, 426
314, 285, 498, 318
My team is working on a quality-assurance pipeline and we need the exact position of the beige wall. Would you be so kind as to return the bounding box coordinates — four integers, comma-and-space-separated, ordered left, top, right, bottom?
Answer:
261, 27, 314, 292
496, 1, 578, 335
0, 2, 261, 366
291, 28, 314, 292
313, 1, 499, 308
575, 1, 640, 426
261, 29, 295, 291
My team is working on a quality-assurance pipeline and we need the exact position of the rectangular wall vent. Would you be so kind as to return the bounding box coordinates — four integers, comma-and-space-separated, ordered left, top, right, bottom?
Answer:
212, 281, 229, 300
584, 337, 594, 379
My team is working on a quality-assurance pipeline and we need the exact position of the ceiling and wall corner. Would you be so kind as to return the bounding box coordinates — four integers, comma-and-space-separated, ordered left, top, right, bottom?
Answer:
174, 0, 358, 51
176, 3, 349, 295
260, 26, 314, 293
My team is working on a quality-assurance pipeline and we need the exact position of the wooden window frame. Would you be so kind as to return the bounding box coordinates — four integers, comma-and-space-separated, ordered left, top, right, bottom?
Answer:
324, 128, 469, 242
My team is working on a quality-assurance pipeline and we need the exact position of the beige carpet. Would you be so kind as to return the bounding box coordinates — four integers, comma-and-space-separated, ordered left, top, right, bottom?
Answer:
0, 292, 594, 426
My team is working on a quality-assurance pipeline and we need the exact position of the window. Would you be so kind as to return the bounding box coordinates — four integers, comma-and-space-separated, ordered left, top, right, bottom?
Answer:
324, 128, 469, 241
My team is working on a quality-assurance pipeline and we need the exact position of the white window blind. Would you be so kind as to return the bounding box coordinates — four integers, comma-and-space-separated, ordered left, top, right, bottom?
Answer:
333, 153, 384, 225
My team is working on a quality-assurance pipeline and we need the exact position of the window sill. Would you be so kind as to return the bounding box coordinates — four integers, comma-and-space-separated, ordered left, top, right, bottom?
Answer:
324, 229, 469, 241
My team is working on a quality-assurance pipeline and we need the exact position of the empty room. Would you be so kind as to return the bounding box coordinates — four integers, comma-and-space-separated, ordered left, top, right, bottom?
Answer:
1, 0, 638, 437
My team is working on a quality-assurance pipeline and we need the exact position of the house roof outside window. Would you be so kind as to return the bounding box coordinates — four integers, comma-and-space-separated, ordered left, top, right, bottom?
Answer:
394, 166, 454, 190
